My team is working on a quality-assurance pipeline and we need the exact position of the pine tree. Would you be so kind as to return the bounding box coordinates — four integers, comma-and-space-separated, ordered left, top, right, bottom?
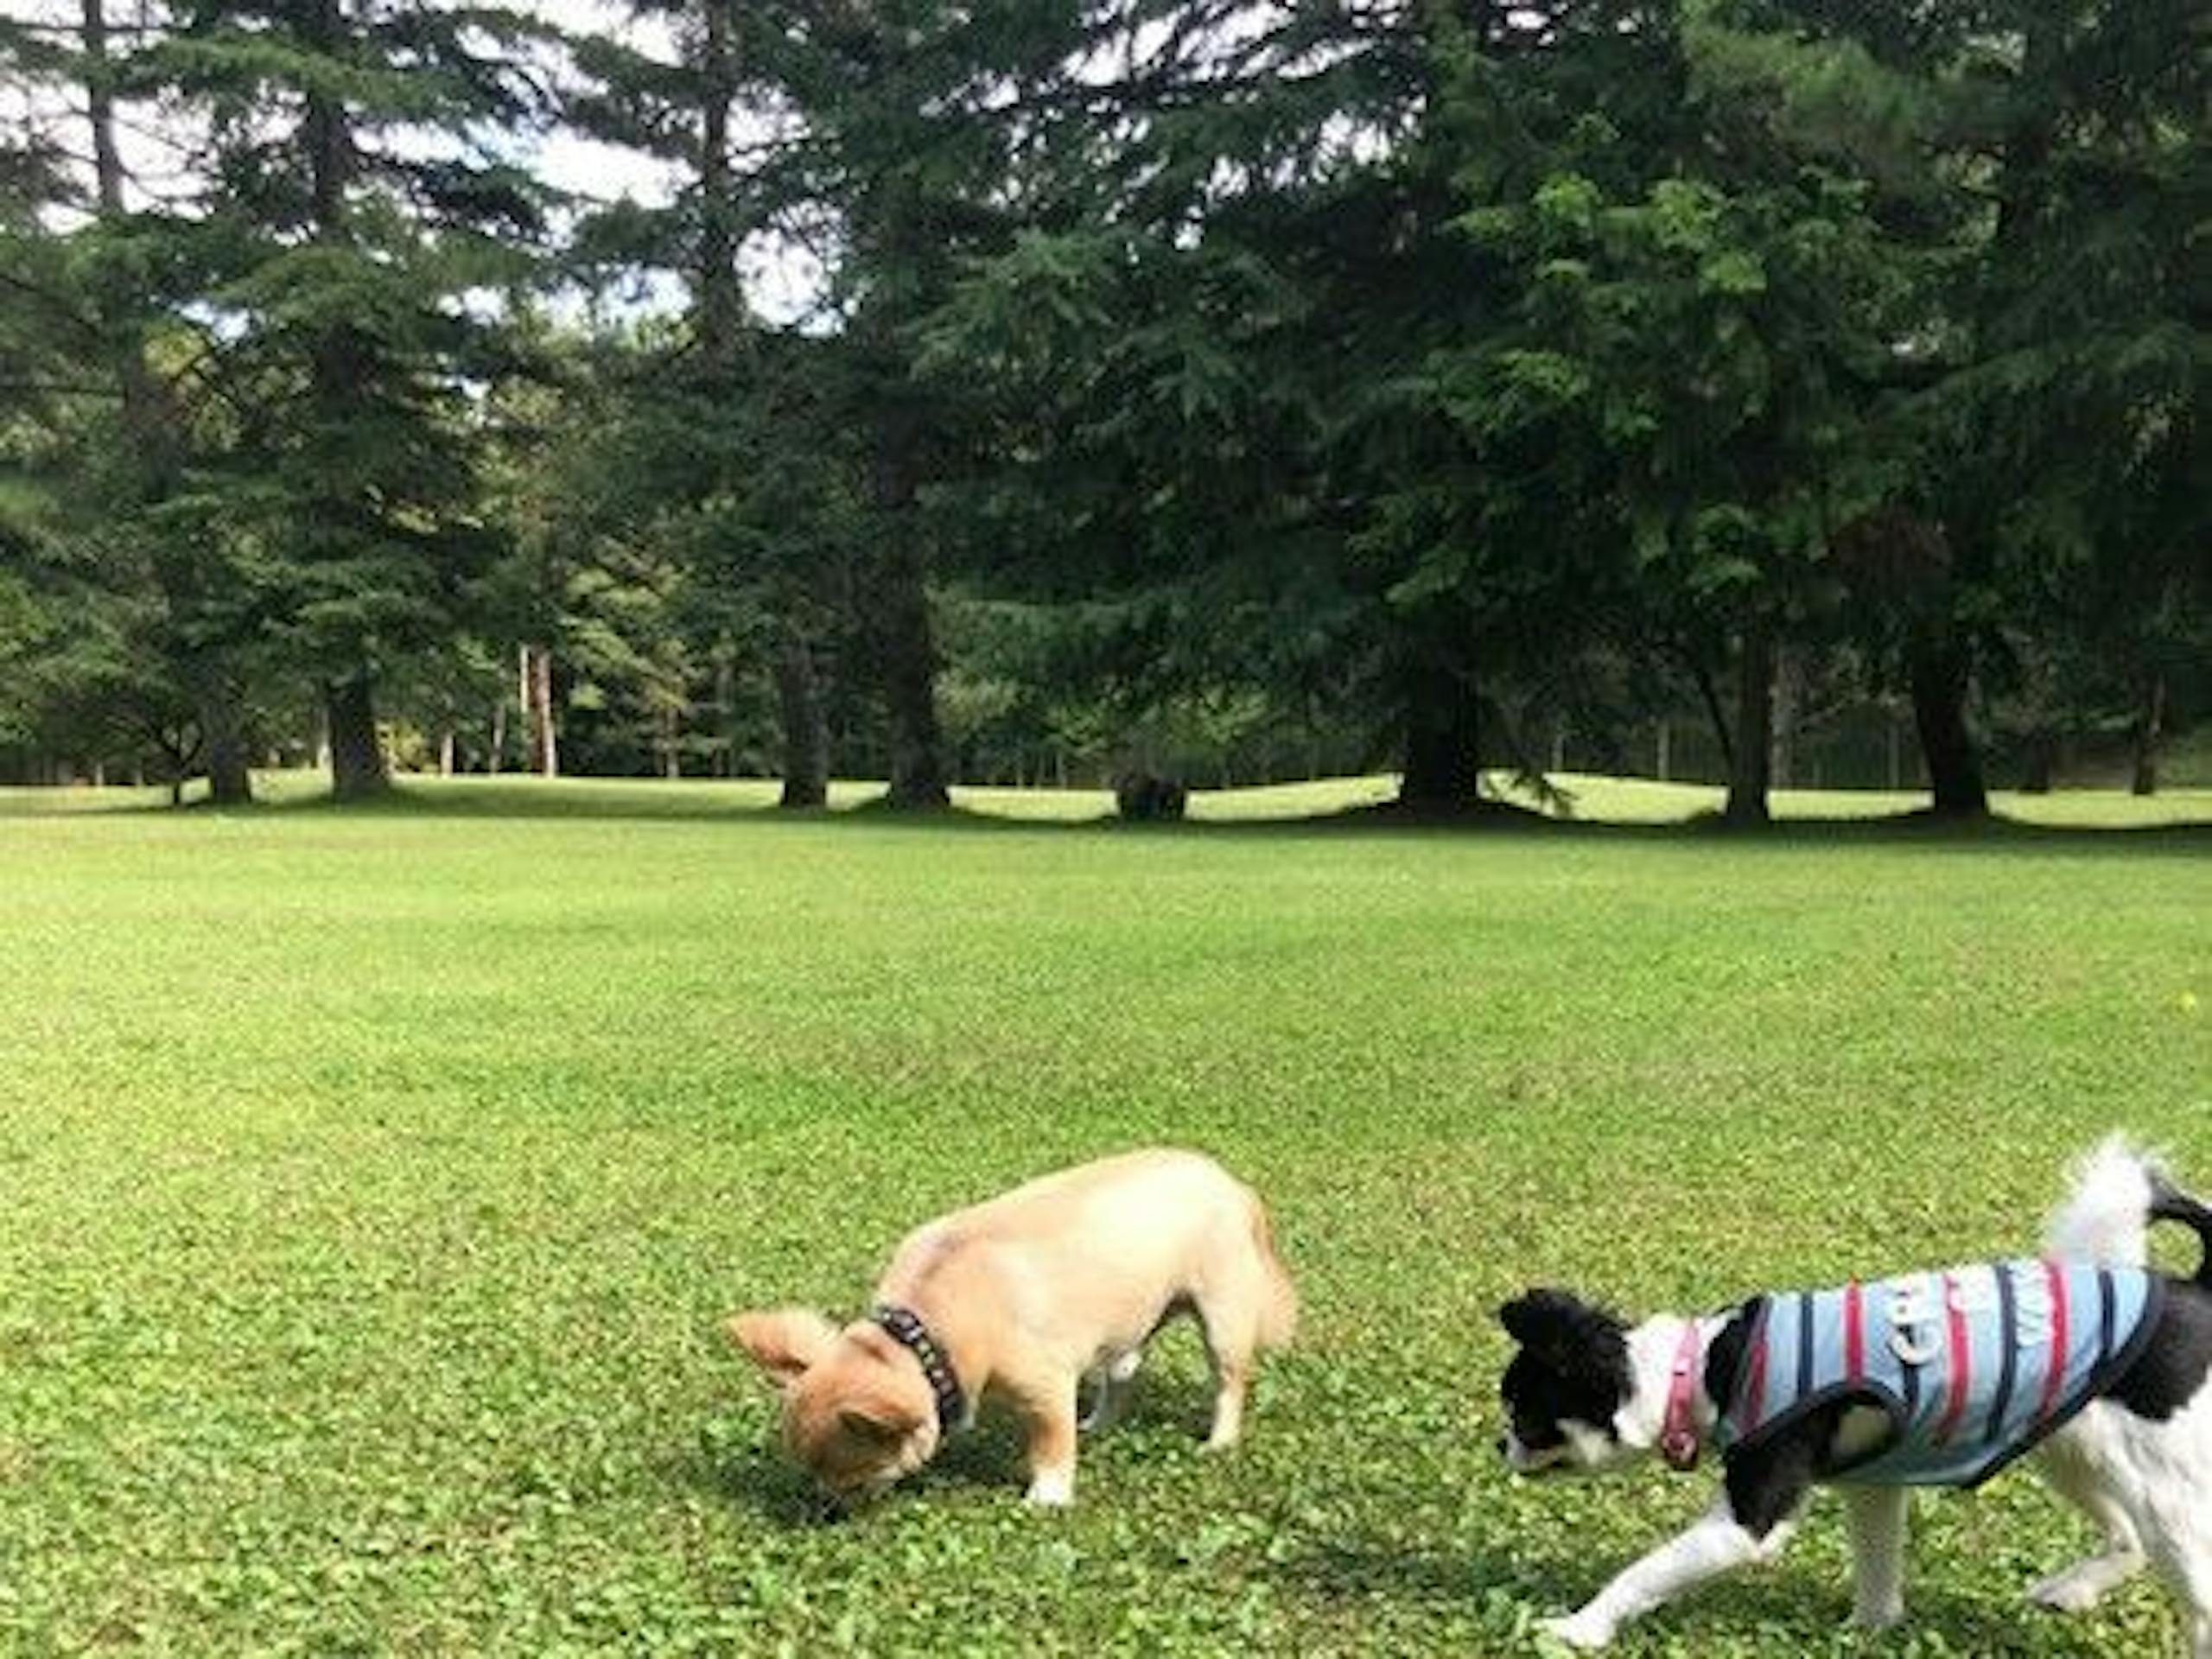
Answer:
143, 0, 551, 798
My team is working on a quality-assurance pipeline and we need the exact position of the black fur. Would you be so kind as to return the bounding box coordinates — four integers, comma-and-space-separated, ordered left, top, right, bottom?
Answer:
2101, 1194, 2212, 1418
2108, 1277, 2212, 1420
1497, 1291, 1632, 1453
1700, 1298, 1759, 1416
1719, 1402, 1856, 1538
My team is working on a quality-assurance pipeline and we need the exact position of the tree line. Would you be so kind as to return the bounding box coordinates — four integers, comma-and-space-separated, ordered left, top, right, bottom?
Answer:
1, 0, 2202, 822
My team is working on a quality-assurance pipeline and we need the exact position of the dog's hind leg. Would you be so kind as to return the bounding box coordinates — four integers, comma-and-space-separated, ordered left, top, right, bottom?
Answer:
1190, 1293, 1258, 1450
2154, 1474, 2212, 1659
1196, 1319, 1251, 1450
2029, 1424, 2148, 1612
1078, 1349, 1142, 1434
1846, 1486, 1910, 1630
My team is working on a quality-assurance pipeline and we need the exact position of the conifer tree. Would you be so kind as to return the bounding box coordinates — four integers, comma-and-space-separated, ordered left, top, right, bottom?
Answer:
143, 0, 551, 797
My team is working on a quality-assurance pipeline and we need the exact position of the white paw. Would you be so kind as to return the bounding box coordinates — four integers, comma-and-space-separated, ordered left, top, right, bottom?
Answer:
1536, 1612, 1615, 1650
2027, 1570, 2105, 1613
1024, 1471, 1074, 1507
1853, 1600, 1905, 1631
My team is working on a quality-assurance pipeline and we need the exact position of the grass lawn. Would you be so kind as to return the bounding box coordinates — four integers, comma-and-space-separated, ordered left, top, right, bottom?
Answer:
1, 777, 2206, 1655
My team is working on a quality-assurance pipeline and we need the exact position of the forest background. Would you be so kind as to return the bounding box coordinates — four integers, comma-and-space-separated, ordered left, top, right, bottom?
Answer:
2, 0, 2202, 825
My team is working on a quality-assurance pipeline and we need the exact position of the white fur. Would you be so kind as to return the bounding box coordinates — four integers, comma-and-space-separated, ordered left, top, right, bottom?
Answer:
1535, 1142, 2212, 1654
2046, 1135, 2163, 1263
1846, 1486, 1909, 1628
1539, 1502, 1797, 1649
1025, 1466, 1074, 1507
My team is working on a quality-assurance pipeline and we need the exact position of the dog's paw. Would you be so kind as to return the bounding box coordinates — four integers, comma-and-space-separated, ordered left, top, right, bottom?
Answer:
1535, 1612, 1615, 1650
2027, 1569, 2107, 1613
1023, 1471, 1074, 1508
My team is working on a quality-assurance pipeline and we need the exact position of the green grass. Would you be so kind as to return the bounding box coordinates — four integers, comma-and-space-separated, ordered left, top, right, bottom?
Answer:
1, 778, 2206, 1655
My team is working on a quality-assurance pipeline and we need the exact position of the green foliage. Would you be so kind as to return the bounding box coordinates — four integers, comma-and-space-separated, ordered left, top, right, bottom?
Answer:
1, 0, 2202, 799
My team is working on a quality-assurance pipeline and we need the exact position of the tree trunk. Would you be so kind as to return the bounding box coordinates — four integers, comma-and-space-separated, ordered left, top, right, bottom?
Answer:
696, 0, 743, 372
714, 654, 735, 778
487, 698, 506, 774
195, 668, 253, 805
1907, 638, 1987, 818
2018, 729, 2056, 794
325, 672, 388, 799
2131, 674, 2165, 797
872, 420, 950, 810
1723, 625, 1774, 827
658, 704, 681, 779
522, 645, 557, 777
439, 730, 455, 778
1768, 643, 1797, 791
1396, 639, 1481, 814
775, 622, 830, 808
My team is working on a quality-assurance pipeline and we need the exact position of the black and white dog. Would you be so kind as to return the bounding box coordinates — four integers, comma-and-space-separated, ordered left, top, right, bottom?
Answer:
1497, 1141, 2212, 1652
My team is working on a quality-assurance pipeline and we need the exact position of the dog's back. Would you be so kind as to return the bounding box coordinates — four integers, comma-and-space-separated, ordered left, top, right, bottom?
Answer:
882, 1147, 1296, 1352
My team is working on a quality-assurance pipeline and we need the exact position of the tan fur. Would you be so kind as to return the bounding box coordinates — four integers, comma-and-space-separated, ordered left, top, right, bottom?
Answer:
727, 1147, 1297, 1505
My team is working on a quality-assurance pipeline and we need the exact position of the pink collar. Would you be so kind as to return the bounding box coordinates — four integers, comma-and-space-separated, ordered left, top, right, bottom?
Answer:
1659, 1320, 1704, 1471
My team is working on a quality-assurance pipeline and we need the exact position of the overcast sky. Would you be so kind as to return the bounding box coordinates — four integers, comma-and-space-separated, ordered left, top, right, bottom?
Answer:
2, 0, 823, 322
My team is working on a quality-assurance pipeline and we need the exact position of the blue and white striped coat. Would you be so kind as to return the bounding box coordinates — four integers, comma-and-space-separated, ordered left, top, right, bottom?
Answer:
1714, 1259, 2164, 1487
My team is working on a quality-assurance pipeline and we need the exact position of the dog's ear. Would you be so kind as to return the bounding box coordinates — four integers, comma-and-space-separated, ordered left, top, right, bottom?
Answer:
726, 1307, 842, 1389
1498, 1287, 1583, 1352
1499, 1289, 1628, 1385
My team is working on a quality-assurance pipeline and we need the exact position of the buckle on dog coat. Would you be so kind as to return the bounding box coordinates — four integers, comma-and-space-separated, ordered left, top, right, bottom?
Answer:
870, 1305, 966, 1433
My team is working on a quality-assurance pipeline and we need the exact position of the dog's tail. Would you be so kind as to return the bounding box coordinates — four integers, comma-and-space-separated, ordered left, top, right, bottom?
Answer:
2047, 1135, 2212, 1285
2149, 1171, 2212, 1288
1249, 1196, 1300, 1349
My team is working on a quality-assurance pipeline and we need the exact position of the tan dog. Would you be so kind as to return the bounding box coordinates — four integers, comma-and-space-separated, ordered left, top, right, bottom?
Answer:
728, 1147, 1297, 1506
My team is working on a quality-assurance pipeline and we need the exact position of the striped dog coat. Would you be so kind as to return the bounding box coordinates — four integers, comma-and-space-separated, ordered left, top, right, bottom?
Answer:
1714, 1259, 2164, 1487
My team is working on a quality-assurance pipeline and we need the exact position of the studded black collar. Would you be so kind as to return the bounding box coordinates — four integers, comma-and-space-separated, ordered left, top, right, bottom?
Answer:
869, 1304, 966, 1433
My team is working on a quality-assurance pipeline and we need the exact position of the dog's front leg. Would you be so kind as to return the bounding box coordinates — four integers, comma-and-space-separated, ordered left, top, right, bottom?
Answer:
1015, 1379, 1080, 1506
1539, 1498, 1797, 1649
1845, 1486, 1909, 1629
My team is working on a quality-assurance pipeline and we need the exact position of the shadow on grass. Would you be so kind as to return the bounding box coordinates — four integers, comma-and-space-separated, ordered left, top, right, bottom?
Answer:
6, 775, 2206, 852
682, 1368, 1223, 1525
1260, 1529, 2143, 1656
1262, 1532, 1531, 1612
680, 1415, 1054, 1525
